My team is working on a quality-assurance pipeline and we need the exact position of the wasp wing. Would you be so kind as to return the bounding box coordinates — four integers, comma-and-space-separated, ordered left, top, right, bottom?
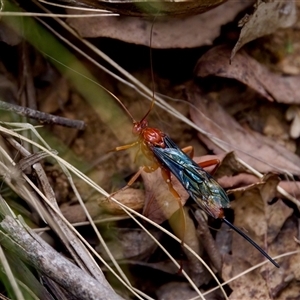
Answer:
152, 136, 230, 219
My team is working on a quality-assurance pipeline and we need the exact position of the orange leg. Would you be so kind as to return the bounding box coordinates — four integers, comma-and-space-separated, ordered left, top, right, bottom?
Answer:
182, 145, 220, 175
108, 141, 139, 153
198, 159, 220, 175
182, 146, 194, 158
108, 167, 144, 199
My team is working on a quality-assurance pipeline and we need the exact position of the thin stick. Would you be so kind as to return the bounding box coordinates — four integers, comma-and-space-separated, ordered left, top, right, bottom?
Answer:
0, 100, 85, 129
0, 216, 124, 300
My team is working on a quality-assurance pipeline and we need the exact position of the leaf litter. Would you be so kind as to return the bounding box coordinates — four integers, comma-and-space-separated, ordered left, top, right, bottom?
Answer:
67, 0, 253, 48
2, 0, 300, 299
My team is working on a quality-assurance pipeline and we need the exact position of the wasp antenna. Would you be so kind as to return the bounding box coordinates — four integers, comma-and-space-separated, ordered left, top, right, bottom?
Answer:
140, 16, 157, 123
222, 218, 279, 268
96, 82, 136, 123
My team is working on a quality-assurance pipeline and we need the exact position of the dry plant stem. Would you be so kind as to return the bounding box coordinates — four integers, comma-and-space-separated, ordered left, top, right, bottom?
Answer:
40, 276, 70, 300
0, 245, 25, 300
20, 42, 37, 110
17, 151, 57, 171
6, 137, 107, 285
195, 210, 222, 273
0, 216, 124, 300
0, 100, 85, 130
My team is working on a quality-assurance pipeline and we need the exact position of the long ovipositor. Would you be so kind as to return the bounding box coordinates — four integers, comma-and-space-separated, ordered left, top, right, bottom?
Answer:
152, 135, 279, 268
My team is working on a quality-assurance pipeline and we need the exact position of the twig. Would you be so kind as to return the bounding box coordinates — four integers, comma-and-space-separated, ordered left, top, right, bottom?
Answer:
6, 136, 108, 284
0, 100, 85, 130
0, 216, 124, 300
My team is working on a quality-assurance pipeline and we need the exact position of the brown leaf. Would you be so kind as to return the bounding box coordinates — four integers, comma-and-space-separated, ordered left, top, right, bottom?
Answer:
156, 282, 198, 300
187, 85, 300, 175
0, 22, 22, 46
221, 188, 295, 299
98, 188, 145, 214
195, 209, 222, 273
61, 201, 102, 223
228, 175, 292, 266
231, 0, 297, 59
216, 172, 300, 205
142, 168, 189, 224
177, 208, 211, 287
230, 174, 292, 235
218, 173, 260, 189
67, 0, 252, 48
214, 151, 249, 178
195, 45, 300, 104
279, 180, 300, 199
67, 0, 228, 17
223, 216, 300, 299
96, 228, 161, 260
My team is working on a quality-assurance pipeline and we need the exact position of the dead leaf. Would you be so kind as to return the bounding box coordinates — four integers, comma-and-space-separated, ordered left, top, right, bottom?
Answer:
214, 172, 300, 204
230, 174, 292, 241
215, 221, 232, 256
98, 188, 145, 214
187, 85, 300, 175
232, 0, 297, 59
195, 209, 222, 273
67, 0, 252, 48
213, 151, 249, 178
173, 208, 211, 287
223, 216, 300, 299
223, 260, 272, 300
142, 168, 189, 224
221, 185, 294, 299
227, 175, 292, 268
278, 180, 300, 199
61, 201, 102, 223
39, 77, 69, 114
0, 21, 22, 46
67, 0, 229, 17
96, 228, 161, 260
156, 282, 198, 300
195, 45, 300, 104
218, 173, 260, 189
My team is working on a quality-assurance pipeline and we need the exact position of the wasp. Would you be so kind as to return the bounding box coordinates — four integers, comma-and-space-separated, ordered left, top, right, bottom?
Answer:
111, 96, 279, 268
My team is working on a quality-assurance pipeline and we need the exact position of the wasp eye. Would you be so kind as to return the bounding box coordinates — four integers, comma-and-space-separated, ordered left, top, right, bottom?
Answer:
132, 122, 141, 135
140, 119, 148, 128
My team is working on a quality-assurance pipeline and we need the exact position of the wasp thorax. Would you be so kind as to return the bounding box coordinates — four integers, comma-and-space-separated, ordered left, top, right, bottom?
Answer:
143, 128, 165, 147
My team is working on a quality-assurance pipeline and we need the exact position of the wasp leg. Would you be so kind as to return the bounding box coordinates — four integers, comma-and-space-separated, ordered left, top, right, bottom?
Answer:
198, 159, 220, 175
182, 146, 220, 175
108, 167, 144, 200
181, 146, 194, 158
161, 167, 186, 245
108, 141, 139, 153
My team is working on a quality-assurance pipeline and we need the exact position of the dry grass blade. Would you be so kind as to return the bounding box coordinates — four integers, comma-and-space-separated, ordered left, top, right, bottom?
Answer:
0, 244, 25, 300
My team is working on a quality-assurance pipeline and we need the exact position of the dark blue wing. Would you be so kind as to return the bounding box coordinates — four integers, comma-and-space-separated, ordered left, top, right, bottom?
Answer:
152, 135, 230, 218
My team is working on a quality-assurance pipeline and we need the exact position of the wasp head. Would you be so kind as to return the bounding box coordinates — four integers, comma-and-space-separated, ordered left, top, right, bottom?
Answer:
132, 119, 148, 135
